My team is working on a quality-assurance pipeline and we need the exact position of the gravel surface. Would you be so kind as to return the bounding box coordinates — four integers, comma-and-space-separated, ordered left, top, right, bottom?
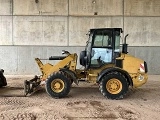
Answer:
0, 75, 160, 120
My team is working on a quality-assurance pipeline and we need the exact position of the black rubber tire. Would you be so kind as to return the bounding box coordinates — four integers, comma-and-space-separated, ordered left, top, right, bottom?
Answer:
45, 71, 71, 98
99, 71, 129, 100
0, 72, 7, 87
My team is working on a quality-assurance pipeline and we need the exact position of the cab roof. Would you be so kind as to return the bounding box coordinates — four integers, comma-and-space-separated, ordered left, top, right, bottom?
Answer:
90, 28, 123, 33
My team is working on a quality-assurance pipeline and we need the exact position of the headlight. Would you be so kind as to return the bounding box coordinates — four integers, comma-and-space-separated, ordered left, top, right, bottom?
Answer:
138, 74, 144, 81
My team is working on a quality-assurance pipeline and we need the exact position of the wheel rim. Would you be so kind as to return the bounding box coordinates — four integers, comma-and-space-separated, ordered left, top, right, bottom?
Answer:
51, 79, 64, 93
106, 78, 122, 94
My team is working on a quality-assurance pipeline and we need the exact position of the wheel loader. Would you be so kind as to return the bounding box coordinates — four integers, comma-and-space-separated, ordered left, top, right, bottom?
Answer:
24, 28, 148, 99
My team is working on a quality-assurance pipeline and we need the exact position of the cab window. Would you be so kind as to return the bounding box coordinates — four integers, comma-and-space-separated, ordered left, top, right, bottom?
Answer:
93, 30, 112, 47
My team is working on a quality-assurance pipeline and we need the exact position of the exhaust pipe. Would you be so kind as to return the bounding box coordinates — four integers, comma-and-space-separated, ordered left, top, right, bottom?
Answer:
122, 34, 129, 54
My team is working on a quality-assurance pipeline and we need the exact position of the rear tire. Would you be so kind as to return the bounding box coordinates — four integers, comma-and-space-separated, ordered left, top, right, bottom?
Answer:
45, 71, 71, 98
99, 71, 129, 100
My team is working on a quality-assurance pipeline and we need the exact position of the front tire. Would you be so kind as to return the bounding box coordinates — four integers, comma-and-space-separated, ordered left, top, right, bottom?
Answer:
99, 71, 129, 100
45, 71, 71, 98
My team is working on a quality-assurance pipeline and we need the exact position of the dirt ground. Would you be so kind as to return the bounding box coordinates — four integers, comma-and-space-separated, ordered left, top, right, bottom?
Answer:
0, 75, 160, 120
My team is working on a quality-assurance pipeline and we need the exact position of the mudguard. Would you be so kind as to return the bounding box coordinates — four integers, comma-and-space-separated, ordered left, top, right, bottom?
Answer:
97, 67, 133, 86
60, 68, 79, 85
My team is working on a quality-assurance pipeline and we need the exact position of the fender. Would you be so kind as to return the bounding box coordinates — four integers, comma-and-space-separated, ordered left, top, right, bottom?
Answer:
97, 67, 133, 86
59, 68, 78, 85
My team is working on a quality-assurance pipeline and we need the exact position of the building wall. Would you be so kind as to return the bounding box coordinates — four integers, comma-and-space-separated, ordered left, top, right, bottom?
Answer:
0, 0, 160, 74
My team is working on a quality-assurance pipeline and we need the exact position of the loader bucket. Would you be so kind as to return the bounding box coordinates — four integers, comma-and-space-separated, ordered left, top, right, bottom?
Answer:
0, 69, 7, 87
24, 75, 41, 96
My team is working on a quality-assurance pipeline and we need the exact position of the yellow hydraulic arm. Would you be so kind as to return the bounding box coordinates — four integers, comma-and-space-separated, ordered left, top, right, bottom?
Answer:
35, 53, 78, 81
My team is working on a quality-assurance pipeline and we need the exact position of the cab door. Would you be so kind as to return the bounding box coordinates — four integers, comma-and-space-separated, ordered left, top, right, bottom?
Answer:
90, 29, 114, 67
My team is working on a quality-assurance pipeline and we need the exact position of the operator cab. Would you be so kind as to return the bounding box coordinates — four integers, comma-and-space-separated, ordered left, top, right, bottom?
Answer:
80, 28, 123, 69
